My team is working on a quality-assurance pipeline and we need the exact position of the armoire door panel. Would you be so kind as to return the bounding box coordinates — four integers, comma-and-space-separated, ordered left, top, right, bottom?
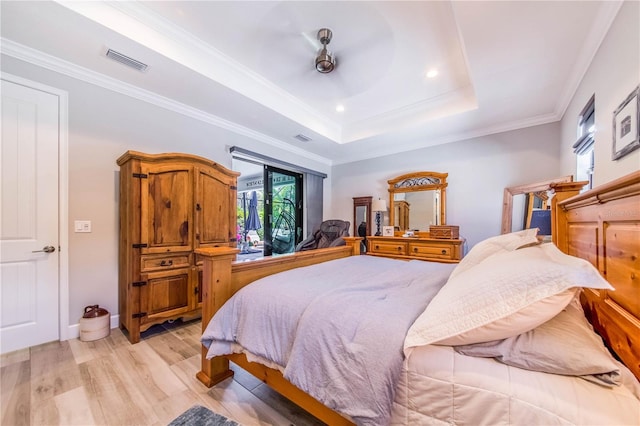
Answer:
141, 268, 191, 322
140, 163, 193, 253
196, 168, 232, 246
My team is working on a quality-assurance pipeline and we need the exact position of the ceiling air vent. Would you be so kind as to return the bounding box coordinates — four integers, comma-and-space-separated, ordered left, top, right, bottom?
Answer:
294, 134, 312, 142
106, 49, 148, 72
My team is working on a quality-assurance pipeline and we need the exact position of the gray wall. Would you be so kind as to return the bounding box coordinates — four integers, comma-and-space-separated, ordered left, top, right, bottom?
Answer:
330, 122, 562, 249
1, 0, 635, 336
559, 1, 639, 185
1, 55, 330, 332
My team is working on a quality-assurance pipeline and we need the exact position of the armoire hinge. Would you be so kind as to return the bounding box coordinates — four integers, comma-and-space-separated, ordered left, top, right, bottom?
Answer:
132, 243, 148, 248
132, 173, 148, 179
230, 238, 237, 242
230, 185, 237, 190
194, 286, 199, 295
132, 312, 147, 319
132, 281, 147, 287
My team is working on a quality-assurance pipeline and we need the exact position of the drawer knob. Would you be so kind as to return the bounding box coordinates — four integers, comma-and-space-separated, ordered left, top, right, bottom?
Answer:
397, 246, 402, 251
441, 250, 447, 255
160, 260, 173, 266
413, 247, 418, 252
375, 245, 379, 250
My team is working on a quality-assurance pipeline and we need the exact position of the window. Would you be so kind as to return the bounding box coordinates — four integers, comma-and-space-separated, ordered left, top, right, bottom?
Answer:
573, 95, 595, 190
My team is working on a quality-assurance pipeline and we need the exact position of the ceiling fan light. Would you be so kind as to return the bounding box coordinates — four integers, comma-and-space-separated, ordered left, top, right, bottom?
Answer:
315, 49, 335, 73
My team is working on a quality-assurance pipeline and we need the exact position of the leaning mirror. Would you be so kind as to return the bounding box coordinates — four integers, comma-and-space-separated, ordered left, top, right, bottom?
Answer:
388, 171, 448, 232
501, 176, 574, 234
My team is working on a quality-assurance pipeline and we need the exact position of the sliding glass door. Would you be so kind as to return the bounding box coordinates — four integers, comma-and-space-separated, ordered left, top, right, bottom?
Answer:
263, 165, 303, 256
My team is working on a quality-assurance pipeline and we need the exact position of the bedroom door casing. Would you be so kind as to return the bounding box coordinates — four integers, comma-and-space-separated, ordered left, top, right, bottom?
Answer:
1, 79, 60, 353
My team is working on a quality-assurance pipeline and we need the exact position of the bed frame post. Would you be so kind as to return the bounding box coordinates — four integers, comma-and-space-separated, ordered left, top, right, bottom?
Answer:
195, 246, 239, 387
342, 237, 362, 255
550, 181, 588, 250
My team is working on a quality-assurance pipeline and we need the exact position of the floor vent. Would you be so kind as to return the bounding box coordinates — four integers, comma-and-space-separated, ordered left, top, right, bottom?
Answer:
106, 49, 148, 72
294, 134, 312, 142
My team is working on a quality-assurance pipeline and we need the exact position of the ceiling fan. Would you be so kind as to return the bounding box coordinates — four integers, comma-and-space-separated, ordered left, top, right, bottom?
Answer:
315, 28, 335, 73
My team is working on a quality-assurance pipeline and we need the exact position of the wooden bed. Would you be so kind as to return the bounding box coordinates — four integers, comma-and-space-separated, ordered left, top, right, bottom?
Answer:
196, 171, 640, 424
553, 170, 640, 380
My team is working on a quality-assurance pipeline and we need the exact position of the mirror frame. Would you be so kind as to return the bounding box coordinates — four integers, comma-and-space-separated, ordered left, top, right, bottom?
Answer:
388, 171, 448, 231
353, 196, 372, 237
501, 175, 573, 234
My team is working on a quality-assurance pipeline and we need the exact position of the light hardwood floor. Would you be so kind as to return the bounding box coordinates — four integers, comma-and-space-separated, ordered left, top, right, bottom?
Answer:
1, 320, 324, 426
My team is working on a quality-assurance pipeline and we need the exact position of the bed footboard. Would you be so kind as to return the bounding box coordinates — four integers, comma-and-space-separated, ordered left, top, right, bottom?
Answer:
195, 238, 362, 389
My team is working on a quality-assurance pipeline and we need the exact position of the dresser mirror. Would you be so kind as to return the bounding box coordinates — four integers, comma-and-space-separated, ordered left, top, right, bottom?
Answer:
501, 176, 574, 234
388, 172, 448, 232
353, 196, 372, 237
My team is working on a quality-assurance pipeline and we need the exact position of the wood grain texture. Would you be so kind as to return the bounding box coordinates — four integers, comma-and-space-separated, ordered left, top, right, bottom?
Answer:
557, 170, 640, 380
196, 241, 362, 425
1, 360, 30, 426
0, 320, 318, 425
118, 151, 238, 344
367, 235, 463, 262
193, 171, 640, 424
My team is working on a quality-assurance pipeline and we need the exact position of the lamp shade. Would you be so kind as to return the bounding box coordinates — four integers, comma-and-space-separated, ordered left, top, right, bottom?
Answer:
372, 199, 387, 212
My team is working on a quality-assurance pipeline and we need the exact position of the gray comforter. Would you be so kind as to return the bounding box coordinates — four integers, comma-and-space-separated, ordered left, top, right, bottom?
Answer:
201, 255, 455, 425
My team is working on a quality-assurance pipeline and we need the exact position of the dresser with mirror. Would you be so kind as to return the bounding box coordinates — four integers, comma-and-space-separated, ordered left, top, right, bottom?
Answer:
367, 171, 464, 263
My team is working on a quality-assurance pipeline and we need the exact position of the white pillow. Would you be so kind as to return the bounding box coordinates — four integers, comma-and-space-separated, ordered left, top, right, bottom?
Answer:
404, 243, 613, 350
454, 298, 622, 387
449, 228, 539, 280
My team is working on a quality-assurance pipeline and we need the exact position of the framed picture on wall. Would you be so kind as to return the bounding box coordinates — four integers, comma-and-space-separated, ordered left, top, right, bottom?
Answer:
382, 226, 394, 237
612, 86, 639, 160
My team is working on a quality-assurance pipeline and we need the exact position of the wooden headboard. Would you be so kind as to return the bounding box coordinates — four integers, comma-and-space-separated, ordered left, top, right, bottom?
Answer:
554, 170, 640, 380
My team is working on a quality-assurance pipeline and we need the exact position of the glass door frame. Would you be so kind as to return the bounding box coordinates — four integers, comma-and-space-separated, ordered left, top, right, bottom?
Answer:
263, 165, 303, 256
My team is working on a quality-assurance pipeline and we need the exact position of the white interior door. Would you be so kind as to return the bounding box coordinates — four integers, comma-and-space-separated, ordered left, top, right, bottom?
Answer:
1, 79, 60, 353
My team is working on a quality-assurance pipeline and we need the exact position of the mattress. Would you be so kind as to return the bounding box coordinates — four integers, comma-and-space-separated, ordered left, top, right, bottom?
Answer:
391, 344, 640, 425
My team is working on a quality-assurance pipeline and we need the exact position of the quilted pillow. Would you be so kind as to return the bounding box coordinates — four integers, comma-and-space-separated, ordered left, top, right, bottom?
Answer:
404, 243, 613, 349
454, 298, 621, 387
448, 228, 539, 280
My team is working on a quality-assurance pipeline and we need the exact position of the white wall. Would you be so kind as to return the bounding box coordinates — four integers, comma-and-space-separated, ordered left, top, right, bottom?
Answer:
330, 122, 562, 249
1, 55, 330, 331
560, 1, 640, 186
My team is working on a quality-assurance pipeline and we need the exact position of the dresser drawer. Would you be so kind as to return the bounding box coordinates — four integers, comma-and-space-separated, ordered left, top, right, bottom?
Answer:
408, 242, 454, 260
141, 254, 191, 272
370, 240, 407, 256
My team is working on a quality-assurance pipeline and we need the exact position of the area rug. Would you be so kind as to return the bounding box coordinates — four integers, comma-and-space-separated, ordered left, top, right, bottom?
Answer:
168, 405, 240, 426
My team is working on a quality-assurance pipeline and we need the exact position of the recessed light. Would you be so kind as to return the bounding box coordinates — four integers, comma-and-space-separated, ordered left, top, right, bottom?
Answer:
336, 104, 345, 112
426, 69, 438, 79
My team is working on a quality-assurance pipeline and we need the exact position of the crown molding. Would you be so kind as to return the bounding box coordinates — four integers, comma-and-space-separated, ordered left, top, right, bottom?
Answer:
0, 38, 332, 166
54, 0, 342, 143
342, 85, 478, 143
553, 0, 623, 118
333, 111, 560, 165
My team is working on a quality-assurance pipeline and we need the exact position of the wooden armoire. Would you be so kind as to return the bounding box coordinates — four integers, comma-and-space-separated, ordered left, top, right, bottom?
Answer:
117, 151, 239, 343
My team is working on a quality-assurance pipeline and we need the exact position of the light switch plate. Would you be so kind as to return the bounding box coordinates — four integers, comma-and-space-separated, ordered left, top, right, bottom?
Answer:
74, 220, 92, 233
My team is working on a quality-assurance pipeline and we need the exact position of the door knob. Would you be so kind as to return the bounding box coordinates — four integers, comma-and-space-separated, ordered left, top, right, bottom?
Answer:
32, 245, 56, 253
